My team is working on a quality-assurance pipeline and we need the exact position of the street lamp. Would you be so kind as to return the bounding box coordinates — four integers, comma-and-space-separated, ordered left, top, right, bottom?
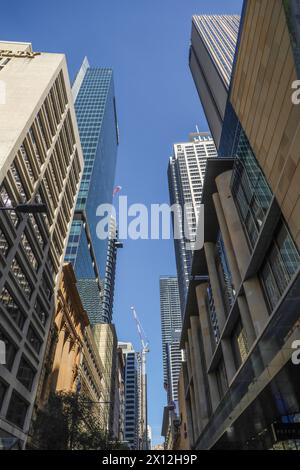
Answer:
0, 203, 48, 214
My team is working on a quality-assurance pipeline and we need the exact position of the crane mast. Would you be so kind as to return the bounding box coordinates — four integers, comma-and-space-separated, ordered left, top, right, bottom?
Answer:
130, 306, 149, 450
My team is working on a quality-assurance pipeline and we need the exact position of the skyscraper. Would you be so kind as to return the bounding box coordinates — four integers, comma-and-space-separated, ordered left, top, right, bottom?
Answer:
65, 58, 119, 324
189, 15, 240, 147
180, 1, 300, 450
0, 41, 83, 448
168, 133, 218, 315
159, 276, 182, 403
101, 216, 123, 323
119, 342, 140, 450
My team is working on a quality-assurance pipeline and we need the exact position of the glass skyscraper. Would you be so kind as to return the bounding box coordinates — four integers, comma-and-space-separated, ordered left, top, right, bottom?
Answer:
65, 58, 119, 324
189, 15, 240, 148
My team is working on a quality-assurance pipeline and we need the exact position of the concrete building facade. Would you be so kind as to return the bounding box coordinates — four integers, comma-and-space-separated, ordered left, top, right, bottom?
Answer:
119, 342, 140, 449
181, 1, 300, 450
159, 276, 182, 403
29, 263, 106, 445
168, 133, 218, 314
0, 42, 83, 448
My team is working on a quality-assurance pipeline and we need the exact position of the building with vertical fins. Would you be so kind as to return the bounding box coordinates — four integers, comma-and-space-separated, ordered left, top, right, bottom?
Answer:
0, 41, 83, 448
168, 133, 218, 315
189, 15, 240, 148
159, 276, 182, 403
65, 57, 119, 324
101, 216, 123, 323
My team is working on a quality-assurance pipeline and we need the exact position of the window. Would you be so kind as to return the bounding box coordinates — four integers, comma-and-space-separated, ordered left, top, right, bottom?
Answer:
20, 143, 35, 182
231, 318, 249, 369
21, 233, 39, 271
0, 328, 17, 370
216, 234, 235, 315
0, 286, 26, 330
28, 127, 43, 166
21, 233, 39, 272
37, 112, 49, 150
6, 392, 28, 429
10, 258, 32, 299
42, 274, 53, 300
0, 184, 19, 227
10, 163, 27, 202
27, 325, 42, 354
260, 221, 300, 312
206, 284, 220, 345
17, 356, 36, 391
28, 214, 45, 249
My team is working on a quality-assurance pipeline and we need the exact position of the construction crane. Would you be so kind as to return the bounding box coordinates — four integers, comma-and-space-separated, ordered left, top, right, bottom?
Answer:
130, 306, 150, 450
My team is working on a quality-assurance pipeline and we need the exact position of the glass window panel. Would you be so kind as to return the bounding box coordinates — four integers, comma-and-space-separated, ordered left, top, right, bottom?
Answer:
276, 224, 300, 279
0, 286, 26, 330
6, 392, 28, 428
0, 328, 17, 371
260, 262, 281, 311
10, 258, 32, 299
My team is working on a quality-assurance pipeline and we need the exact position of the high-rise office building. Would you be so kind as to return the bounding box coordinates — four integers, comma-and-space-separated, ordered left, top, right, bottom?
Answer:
189, 15, 240, 148
119, 342, 140, 450
0, 41, 83, 448
181, 1, 300, 450
101, 216, 123, 323
168, 133, 218, 315
159, 276, 182, 403
65, 57, 119, 324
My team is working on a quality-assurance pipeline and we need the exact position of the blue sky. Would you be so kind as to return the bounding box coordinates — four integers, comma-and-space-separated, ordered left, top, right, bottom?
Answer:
1, 0, 242, 446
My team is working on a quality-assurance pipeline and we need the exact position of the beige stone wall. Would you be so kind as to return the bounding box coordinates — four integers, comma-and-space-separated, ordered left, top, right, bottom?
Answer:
230, 0, 300, 249
174, 367, 190, 450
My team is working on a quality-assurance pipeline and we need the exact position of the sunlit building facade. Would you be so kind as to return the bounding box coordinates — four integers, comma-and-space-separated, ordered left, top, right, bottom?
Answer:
168, 133, 218, 315
189, 15, 240, 147
0, 41, 83, 448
